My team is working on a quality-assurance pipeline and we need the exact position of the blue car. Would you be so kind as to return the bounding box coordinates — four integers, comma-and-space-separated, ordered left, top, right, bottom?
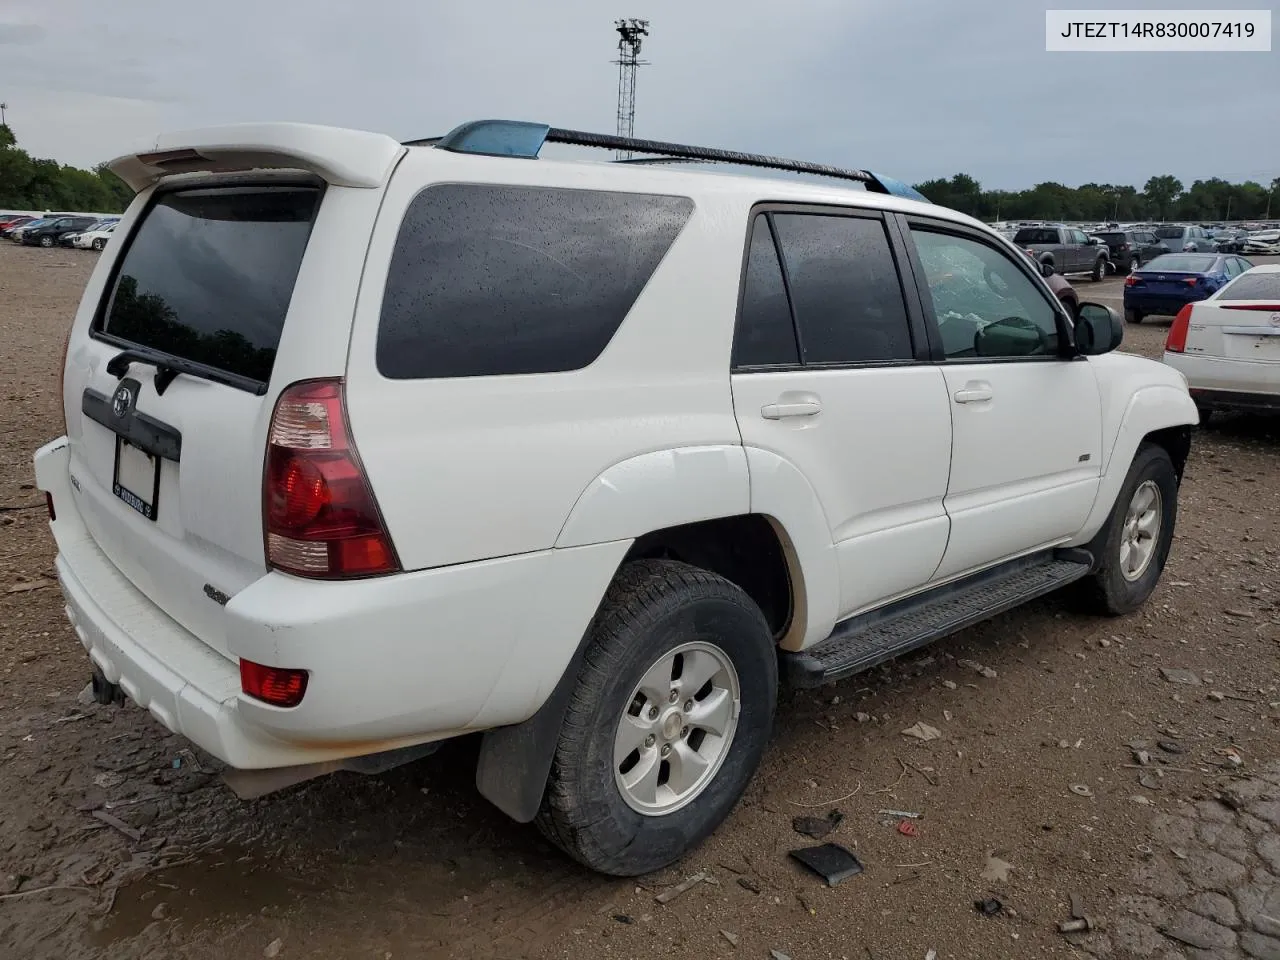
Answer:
1123, 252, 1254, 323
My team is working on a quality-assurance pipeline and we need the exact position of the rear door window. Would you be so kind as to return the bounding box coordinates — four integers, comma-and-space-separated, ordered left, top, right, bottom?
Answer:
770, 212, 913, 364
733, 215, 799, 367
377, 184, 693, 379
98, 185, 322, 387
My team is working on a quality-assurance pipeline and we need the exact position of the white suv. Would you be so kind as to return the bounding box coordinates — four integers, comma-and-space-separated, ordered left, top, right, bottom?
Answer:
33, 120, 1198, 876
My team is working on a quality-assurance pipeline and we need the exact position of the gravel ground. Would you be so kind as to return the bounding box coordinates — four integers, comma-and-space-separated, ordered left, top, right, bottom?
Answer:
1, 243, 1279, 960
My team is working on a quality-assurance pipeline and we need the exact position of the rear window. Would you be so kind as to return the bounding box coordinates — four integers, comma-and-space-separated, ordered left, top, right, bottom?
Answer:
98, 185, 322, 386
1095, 232, 1125, 242
1013, 228, 1058, 244
1145, 254, 1216, 272
1219, 272, 1280, 300
377, 184, 693, 380
1154, 226, 1186, 239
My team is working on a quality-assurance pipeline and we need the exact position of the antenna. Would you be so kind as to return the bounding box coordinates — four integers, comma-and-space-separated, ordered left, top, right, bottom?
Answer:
612, 19, 649, 161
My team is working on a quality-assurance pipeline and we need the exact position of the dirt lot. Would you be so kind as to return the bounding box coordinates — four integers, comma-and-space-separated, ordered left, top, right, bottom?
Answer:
2, 243, 1279, 960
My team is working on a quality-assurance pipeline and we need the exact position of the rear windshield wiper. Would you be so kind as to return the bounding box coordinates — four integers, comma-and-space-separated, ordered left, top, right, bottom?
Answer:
105, 347, 268, 397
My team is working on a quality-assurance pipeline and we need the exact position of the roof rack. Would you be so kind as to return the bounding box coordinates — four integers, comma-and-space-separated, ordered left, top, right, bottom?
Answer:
403, 120, 929, 203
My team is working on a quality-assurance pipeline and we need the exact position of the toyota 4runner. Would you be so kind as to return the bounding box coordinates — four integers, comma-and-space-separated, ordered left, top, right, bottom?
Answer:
33, 120, 1197, 877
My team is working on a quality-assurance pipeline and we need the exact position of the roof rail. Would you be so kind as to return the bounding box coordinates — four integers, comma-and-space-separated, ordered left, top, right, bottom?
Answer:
404, 120, 929, 203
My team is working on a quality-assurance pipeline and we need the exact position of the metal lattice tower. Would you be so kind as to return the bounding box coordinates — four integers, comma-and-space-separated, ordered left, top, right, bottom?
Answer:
612, 19, 649, 160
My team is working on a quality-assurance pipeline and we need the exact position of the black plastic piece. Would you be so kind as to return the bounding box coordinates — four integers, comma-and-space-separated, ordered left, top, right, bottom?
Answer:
789, 843, 864, 886
82, 386, 182, 462
105, 347, 268, 397
782, 551, 1092, 688
91, 667, 125, 706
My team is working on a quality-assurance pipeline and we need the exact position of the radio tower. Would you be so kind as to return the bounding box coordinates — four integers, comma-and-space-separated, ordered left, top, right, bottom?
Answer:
613, 19, 649, 160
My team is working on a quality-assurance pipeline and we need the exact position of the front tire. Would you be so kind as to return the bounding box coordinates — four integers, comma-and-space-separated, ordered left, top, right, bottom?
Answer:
39, 236, 53, 248
92, 238, 105, 251
1081, 444, 1178, 616
1128, 255, 1140, 273
537, 559, 777, 876
1091, 257, 1106, 282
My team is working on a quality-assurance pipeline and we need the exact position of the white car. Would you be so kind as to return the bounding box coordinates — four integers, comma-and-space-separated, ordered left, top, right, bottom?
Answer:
1162, 264, 1280, 418
73, 222, 117, 250
33, 120, 1198, 876
1242, 230, 1280, 255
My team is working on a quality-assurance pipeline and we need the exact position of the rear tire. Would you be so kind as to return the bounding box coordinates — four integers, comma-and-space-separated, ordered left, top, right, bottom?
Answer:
92, 238, 105, 251
1128, 255, 1140, 273
1124, 308, 1143, 324
1080, 444, 1178, 616
536, 559, 777, 877
1091, 257, 1106, 282
39, 236, 53, 248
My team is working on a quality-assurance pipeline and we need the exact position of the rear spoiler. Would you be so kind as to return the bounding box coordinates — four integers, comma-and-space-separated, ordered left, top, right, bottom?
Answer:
108, 122, 406, 193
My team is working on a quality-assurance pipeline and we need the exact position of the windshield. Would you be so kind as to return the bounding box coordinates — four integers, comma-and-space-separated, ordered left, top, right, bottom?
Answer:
1154, 226, 1186, 239
1144, 254, 1216, 272
98, 185, 322, 386
1219, 273, 1280, 300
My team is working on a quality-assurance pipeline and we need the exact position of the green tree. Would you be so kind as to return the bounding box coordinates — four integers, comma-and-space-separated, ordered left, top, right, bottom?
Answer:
1142, 175, 1183, 221
0, 123, 132, 213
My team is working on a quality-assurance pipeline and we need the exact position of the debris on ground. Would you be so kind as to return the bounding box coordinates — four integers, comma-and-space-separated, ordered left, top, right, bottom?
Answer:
1058, 917, 1101, 934
980, 852, 1014, 883
769, 951, 791, 960
897, 820, 919, 837
91, 809, 142, 842
1159, 667, 1201, 686
264, 939, 284, 959
792, 809, 844, 839
719, 929, 739, 947
736, 877, 760, 894
789, 843, 865, 887
1069, 784, 1093, 797
1070, 893, 1084, 919
878, 809, 922, 819
654, 871, 708, 904
974, 897, 1003, 916
942, 680, 957, 690
925, 950, 937, 960
1130, 795, 1153, 806
1217, 746, 1244, 768
92, 772, 125, 790
958, 658, 998, 679
1156, 740, 1184, 754
612, 914, 633, 924
855, 712, 871, 723
901, 721, 941, 742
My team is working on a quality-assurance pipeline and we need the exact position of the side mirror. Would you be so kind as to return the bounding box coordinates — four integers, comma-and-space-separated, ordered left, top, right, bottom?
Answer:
1087, 237, 1098, 245
1040, 261, 1055, 278
1074, 302, 1124, 356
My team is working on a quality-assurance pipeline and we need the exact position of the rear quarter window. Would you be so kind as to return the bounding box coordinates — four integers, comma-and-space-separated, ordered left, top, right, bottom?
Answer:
1219, 273, 1280, 300
377, 184, 694, 379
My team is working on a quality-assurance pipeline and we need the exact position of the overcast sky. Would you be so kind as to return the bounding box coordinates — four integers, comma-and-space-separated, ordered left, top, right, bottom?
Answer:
1, 0, 1276, 190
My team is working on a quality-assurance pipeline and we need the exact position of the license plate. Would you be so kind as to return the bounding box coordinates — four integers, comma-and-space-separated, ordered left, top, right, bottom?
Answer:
113, 437, 161, 521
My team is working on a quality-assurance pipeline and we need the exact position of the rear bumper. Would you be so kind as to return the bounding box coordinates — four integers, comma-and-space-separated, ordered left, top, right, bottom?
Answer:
1191, 389, 1280, 413
1163, 352, 1280, 401
34, 437, 628, 770
1125, 292, 1204, 316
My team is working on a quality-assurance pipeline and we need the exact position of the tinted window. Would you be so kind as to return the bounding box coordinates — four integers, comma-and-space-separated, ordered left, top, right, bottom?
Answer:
1013, 228, 1059, 245
1154, 226, 1186, 240
378, 185, 693, 380
733, 216, 798, 367
1070, 229, 1088, 245
771, 213, 912, 364
1219, 272, 1280, 300
911, 229, 1059, 360
1145, 254, 1215, 272
1096, 232, 1125, 243
100, 185, 321, 385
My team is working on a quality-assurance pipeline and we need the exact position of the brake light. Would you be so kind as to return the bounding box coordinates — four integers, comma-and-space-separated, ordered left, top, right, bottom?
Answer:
1221, 303, 1280, 311
1124, 275, 1140, 286
240, 659, 308, 708
1184, 277, 1198, 286
263, 379, 399, 579
1166, 305, 1193, 353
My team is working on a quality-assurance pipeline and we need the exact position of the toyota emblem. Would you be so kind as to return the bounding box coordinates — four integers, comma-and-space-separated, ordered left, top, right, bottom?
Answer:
111, 384, 133, 419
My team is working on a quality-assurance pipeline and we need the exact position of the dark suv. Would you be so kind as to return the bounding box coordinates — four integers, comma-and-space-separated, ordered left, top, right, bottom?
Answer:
21, 216, 97, 248
1091, 229, 1166, 274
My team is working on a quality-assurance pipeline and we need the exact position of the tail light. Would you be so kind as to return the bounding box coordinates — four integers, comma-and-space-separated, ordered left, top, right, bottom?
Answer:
1221, 303, 1280, 311
240, 659, 308, 708
263, 379, 399, 579
1184, 277, 1198, 286
1166, 305, 1193, 353
1124, 275, 1140, 286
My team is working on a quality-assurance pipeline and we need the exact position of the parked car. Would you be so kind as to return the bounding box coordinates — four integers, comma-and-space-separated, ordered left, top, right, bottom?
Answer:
1213, 230, 1252, 254
1023, 250, 1080, 316
1243, 230, 1280, 255
1013, 224, 1109, 280
1162, 264, 1280, 419
60, 218, 119, 248
33, 119, 1197, 877
0, 214, 35, 238
1151, 224, 1216, 253
9, 217, 51, 242
1123, 252, 1253, 323
1091, 229, 1166, 274
20, 215, 97, 247
72, 221, 118, 251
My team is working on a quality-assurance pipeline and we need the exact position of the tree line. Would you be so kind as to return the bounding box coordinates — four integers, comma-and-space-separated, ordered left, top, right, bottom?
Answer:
0, 124, 133, 214
913, 172, 1280, 224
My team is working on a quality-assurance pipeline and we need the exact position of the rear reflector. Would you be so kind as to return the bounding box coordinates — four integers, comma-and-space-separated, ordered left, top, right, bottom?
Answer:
1166, 305, 1193, 353
240, 659, 308, 708
263, 379, 400, 579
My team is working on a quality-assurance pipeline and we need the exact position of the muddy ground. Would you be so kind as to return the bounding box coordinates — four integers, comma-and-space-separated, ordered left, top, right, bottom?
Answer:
1, 242, 1279, 960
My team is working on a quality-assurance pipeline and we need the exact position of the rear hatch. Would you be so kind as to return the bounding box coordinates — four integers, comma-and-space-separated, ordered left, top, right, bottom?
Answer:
1188, 271, 1280, 366
59, 125, 402, 660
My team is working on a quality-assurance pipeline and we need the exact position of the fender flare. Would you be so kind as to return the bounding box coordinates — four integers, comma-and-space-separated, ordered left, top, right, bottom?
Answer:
1072, 383, 1197, 545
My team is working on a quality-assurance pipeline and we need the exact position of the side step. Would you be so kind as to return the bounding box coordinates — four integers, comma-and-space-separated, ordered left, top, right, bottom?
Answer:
781, 552, 1093, 689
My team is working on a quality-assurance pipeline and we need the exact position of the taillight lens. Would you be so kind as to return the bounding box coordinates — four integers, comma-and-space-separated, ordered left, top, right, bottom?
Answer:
1185, 277, 1198, 286
263, 379, 399, 579
240, 659, 308, 708
1221, 303, 1280, 311
1166, 305, 1193, 353
1124, 275, 1140, 286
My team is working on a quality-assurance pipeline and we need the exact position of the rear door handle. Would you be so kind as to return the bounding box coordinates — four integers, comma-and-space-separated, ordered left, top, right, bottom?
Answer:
761, 400, 821, 420
953, 383, 993, 404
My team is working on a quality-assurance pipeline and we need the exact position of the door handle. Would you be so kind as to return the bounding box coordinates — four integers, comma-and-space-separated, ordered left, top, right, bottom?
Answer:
953, 383, 993, 404
761, 400, 821, 420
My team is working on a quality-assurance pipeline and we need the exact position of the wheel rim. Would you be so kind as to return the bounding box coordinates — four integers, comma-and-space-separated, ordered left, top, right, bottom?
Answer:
1130, 257, 1140, 273
1119, 480, 1162, 582
613, 640, 741, 817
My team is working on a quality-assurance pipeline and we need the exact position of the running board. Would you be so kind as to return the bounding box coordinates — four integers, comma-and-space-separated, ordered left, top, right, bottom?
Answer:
781, 552, 1093, 689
